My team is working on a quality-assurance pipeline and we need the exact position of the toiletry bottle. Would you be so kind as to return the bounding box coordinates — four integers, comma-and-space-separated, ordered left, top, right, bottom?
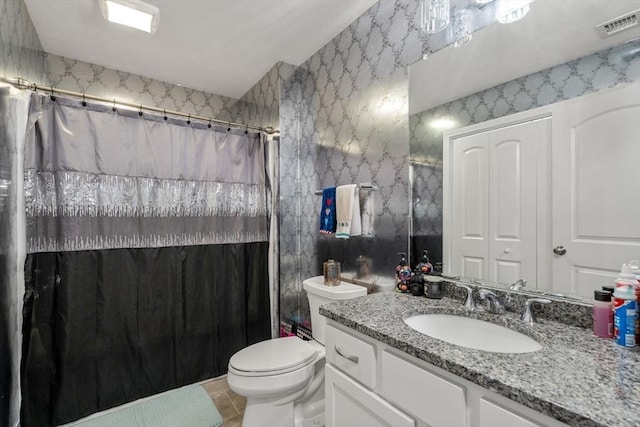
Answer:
415, 250, 433, 275
410, 250, 431, 297
613, 284, 637, 347
356, 255, 371, 279
616, 263, 640, 342
395, 253, 411, 293
593, 290, 613, 338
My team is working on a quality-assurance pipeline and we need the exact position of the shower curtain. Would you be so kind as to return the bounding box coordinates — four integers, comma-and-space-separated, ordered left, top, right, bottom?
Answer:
0, 87, 29, 427
18, 93, 274, 426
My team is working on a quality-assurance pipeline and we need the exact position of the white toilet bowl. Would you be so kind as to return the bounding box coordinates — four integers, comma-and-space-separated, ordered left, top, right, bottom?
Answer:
227, 276, 367, 427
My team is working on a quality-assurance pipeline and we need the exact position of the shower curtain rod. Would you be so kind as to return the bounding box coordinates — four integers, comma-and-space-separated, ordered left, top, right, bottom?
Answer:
5, 77, 279, 135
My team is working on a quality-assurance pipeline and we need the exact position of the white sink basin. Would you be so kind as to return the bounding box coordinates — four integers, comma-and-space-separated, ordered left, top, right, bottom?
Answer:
404, 314, 542, 353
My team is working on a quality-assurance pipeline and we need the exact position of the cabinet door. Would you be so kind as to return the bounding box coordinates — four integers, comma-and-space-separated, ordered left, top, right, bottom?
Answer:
325, 364, 414, 427
380, 351, 466, 427
479, 398, 541, 427
552, 82, 640, 296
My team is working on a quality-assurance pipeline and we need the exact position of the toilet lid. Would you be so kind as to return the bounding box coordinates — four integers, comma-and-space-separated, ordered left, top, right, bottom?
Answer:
229, 337, 318, 374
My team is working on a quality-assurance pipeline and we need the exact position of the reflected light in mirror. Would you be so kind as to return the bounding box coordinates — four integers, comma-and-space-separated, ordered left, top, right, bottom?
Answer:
498, 4, 530, 23
430, 117, 457, 129
497, 0, 533, 24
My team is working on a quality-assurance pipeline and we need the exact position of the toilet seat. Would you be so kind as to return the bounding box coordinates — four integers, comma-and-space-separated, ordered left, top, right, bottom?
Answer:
229, 337, 318, 377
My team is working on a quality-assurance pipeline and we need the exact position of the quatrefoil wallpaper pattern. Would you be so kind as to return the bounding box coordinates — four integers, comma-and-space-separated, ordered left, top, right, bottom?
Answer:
4, 0, 640, 326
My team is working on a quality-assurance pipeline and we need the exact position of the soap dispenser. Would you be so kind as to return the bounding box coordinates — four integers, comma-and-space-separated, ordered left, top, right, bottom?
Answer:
415, 250, 433, 275
395, 253, 412, 293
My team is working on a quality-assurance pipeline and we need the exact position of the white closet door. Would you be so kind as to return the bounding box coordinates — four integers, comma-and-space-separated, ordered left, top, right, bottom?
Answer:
552, 82, 640, 296
488, 121, 545, 286
449, 120, 545, 285
450, 132, 490, 279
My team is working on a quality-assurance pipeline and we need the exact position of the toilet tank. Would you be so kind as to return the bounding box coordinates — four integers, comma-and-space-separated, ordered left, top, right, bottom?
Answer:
302, 276, 367, 345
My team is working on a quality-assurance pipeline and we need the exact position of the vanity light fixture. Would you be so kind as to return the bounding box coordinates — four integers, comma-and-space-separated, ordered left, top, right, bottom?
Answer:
100, 0, 160, 33
498, 4, 530, 23
451, 9, 473, 48
497, 0, 533, 24
420, 0, 451, 34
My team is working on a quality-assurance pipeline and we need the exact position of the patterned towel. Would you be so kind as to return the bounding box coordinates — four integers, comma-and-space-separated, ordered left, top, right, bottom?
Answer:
336, 184, 357, 239
320, 187, 336, 234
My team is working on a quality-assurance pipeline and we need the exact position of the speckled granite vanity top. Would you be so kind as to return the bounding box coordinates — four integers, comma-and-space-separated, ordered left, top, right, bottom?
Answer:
320, 293, 640, 427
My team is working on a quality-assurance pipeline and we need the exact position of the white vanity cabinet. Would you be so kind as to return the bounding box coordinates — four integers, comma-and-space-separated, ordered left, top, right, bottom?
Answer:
325, 320, 568, 427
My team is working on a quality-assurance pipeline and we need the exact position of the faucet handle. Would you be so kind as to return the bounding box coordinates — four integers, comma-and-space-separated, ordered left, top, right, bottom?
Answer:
522, 298, 552, 324
454, 283, 476, 311
478, 288, 507, 314
510, 279, 527, 291
478, 288, 494, 299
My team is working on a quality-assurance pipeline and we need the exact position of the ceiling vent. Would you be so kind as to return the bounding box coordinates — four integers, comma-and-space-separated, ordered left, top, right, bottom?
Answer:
596, 9, 639, 38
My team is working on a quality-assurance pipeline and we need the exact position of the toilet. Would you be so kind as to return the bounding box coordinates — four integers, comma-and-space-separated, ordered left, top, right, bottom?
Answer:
227, 276, 367, 427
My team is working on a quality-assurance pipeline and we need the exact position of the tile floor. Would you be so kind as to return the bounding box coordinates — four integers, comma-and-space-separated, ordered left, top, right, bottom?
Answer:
202, 376, 245, 426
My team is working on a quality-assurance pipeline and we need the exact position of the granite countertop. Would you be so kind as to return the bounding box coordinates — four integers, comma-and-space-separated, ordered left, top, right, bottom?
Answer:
320, 292, 640, 427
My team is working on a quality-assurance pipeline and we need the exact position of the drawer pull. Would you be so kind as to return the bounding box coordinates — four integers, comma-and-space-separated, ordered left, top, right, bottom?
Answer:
335, 346, 359, 363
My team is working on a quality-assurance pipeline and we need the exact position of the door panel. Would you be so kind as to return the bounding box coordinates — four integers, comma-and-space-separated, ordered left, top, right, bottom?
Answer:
451, 134, 490, 278
552, 83, 640, 295
489, 123, 540, 286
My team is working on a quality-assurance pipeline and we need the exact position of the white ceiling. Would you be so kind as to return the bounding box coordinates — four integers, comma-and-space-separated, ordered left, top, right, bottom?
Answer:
409, 0, 640, 114
24, 0, 379, 99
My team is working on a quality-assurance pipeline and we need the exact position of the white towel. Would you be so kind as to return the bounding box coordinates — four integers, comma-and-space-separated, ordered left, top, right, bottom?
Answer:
335, 184, 357, 239
351, 187, 362, 237
359, 187, 375, 237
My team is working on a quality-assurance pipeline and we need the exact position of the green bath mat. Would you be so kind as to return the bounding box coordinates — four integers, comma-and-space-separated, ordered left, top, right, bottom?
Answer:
61, 384, 223, 427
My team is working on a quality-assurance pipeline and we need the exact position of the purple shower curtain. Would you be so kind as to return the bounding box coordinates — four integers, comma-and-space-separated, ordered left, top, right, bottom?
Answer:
20, 94, 271, 426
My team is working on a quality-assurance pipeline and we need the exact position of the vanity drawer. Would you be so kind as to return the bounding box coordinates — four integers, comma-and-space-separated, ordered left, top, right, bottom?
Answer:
325, 324, 377, 389
381, 350, 466, 426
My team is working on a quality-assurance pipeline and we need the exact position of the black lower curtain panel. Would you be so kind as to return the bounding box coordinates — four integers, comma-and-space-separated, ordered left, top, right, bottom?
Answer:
21, 243, 270, 426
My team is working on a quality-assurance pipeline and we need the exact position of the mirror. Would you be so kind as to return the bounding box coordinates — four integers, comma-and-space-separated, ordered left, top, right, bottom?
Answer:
408, 0, 640, 299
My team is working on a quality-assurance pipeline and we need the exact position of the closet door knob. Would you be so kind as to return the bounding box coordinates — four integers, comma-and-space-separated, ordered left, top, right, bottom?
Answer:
553, 246, 566, 256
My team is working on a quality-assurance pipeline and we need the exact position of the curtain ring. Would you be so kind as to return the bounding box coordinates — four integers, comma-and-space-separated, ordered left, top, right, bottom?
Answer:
50, 87, 56, 102
81, 93, 87, 107
244, 125, 248, 135
112, 99, 117, 112
138, 105, 143, 117
208, 118, 212, 129
163, 109, 168, 121
227, 121, 231, 132
186, 114, 191, 125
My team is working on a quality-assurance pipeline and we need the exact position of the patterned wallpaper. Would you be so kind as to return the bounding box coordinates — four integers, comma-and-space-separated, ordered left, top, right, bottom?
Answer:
0, 0, 45, 83
12, 0, 633, 343
409, 38, 640, 263
45, 54, 239, 122
278, 0, 464, 325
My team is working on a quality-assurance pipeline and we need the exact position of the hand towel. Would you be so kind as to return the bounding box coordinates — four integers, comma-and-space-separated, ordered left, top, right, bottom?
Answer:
320, 187, 336, 234
335, 184, 357, 239
359, 187, 375, 237
350, 187, 362, 237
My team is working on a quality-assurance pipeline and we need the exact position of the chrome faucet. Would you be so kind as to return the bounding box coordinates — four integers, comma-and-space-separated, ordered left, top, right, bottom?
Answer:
509, 279, 527, 291
478, 289, 507, 314
453, 283, 476, 311
522, 298, 552, 325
